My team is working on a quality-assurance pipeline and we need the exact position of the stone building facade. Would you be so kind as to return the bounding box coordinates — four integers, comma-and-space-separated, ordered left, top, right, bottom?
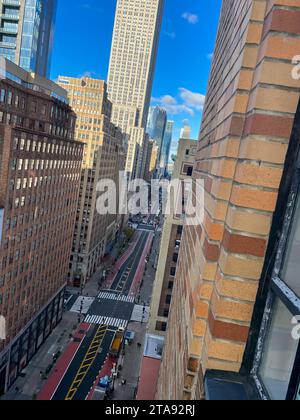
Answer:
57, 76, 125, 287
149, 138, 197, 335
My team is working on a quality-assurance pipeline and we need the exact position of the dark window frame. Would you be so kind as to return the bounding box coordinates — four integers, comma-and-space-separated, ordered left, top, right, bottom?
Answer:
242, 101, 300, 400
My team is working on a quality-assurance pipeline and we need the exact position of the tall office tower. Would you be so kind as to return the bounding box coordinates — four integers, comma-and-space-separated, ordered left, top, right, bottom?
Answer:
107, 0, 164, 178
57, 76, 125, 287
149, 138, 197, 336
144, 139, 158, 183
147, 106, 167, 154
180, 124, 191, 140
156, 0, 300, 401
0, 59, 83, 394
159, 120, 173, 176
0, 0, 57, 77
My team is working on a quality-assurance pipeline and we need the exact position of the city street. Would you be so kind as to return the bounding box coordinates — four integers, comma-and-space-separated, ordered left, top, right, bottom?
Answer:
37, 227, 155, 401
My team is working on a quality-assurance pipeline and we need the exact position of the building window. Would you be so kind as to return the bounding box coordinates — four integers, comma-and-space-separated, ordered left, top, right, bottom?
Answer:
258, 297, 298, 400
250, 110, 300, 401
0, 89, 6, 103
182, 164, 193, 176
166, 295, 172, 305
161, 323, 167, 332
187, 166, 193, 176
163, 309, 169, 318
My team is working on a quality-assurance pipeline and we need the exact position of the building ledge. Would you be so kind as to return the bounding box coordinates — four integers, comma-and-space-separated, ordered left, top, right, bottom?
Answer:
204, 370, 261, 401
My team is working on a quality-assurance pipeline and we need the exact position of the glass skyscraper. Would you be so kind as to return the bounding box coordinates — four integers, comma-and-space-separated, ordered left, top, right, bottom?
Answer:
159, 120, 173, 176
146, 106, 167, 159
0, 0, 57, 77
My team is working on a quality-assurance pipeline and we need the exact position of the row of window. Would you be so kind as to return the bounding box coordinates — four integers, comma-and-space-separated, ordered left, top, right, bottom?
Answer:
11, 157, 80, 172
0, 86, 72, 121
13, 136, 81, 157
0, 108, 74, 141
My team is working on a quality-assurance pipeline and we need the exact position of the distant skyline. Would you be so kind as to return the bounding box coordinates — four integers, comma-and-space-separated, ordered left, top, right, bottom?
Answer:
50, 0, 222, 155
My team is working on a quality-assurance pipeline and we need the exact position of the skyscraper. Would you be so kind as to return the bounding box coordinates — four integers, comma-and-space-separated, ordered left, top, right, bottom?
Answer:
180, 124, 191, 140
107, 0, 164, 178
0, 59, 83, 394
146, 106, 167, 152
159, 120, 173, 176
0, 0, 57, 77
57, 76, 125, 288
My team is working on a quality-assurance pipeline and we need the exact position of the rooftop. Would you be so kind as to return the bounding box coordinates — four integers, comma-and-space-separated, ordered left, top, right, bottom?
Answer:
136, 357, 162, 401
143, 334, 164, 359
0, 57, 68, 104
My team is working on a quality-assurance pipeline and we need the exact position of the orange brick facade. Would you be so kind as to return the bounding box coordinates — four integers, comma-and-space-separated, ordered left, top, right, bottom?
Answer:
156, 0, 300, 400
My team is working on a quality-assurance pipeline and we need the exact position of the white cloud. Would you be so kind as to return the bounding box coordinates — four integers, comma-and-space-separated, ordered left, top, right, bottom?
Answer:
179, 88, 205, 112
165, 31, 176, 40
77, 70, 102, 79
156, 95, 177, 105
152, 88, 205, 117
182, 12, 199, 25
151, 95, 194, 116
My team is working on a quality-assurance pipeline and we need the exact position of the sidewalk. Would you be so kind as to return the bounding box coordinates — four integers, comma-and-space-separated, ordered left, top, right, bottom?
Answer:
137, 228, 162, 306
1, 311, 79, 401
112, 322, 146, 400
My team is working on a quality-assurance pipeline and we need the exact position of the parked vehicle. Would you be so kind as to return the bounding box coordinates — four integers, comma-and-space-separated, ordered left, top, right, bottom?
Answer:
92, 376, 110, 400
109, 327, 125, 357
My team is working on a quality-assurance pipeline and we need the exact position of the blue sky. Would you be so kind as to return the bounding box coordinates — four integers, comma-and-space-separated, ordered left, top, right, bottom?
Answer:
50, 0, 222, 155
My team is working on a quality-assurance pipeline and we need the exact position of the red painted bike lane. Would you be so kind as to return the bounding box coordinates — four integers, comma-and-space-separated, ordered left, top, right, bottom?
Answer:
37, 323, 90, 400
129, 232, 154, 297
103, 231, 142, 289
86, 356, 116, 400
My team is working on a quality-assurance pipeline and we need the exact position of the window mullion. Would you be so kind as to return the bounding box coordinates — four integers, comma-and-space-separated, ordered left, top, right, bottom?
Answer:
270, 276, 300, 317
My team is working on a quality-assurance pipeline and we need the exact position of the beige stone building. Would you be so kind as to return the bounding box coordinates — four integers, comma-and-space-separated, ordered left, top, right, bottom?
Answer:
144, 139, 158, 183
57, 76, 125, 287
107, 0, 164, 179
149, 138, 197, 335
157, 0, 300, 401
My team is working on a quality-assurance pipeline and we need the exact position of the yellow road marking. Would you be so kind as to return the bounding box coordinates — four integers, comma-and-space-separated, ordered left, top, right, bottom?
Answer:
65, 325, 107, 401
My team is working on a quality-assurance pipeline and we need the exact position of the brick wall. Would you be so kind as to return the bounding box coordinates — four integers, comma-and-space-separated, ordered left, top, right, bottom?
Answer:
156, 0, 300, 400
0, 77, 83, 351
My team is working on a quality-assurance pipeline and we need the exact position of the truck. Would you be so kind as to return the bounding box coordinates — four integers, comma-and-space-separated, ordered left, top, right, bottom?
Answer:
109, 327, 125, 357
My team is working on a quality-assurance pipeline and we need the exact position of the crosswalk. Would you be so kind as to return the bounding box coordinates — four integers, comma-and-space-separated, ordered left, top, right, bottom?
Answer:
70, 297, 95, 315
97, 292, 135, 304
85, 315, 128, 329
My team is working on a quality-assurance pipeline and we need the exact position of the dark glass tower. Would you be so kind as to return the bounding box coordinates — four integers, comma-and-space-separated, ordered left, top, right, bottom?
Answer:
0, 0, 57, 77
146, 106, 167, 162
159, 120, 173, 176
